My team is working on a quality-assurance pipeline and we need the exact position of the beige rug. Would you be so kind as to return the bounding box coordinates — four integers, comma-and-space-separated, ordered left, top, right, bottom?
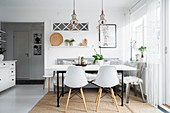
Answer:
29, 90, 162, 113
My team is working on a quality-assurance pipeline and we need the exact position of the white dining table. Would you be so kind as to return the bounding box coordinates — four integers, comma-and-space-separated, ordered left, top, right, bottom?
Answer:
47, 65, 136, 107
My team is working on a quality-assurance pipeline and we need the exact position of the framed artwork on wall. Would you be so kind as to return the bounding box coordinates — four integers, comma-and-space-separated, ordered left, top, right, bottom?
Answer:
33, 45, 41, 55
33, 33, 42, 44
99, 24, 117, 48
33, 33, 42, 55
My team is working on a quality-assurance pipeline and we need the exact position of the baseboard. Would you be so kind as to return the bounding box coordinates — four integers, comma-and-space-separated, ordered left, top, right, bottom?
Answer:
16, 80, 44, 84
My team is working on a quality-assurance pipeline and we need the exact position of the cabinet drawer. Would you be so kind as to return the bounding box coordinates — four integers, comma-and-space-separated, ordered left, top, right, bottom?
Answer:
9, 62, 15, 69
9, 69, 15, 75
9, 76, 15, 86
0, 62, 9, 68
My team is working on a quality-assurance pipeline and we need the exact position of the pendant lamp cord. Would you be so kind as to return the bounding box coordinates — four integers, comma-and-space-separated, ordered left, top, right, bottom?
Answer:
102, 0, 103, 10
73, 0, 75, 10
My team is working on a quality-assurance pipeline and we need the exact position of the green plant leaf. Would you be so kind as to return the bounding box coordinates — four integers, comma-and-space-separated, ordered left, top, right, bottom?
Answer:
68, 38, 75, 42
64, 39, 70, 42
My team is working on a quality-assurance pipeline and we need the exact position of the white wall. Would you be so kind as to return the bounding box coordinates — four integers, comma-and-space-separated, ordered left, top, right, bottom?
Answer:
0, 0, 130, 75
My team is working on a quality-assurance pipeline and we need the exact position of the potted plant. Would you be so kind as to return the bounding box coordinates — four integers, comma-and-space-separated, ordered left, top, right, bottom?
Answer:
69, 39, 75, 46
81, 56, 85, 65
0, 48, 6, 61
92, 54, 104, 66
139, 46, 147, 61
64, 39, 70, 46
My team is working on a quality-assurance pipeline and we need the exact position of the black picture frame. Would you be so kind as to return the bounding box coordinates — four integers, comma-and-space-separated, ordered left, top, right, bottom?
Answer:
33, 33, 42, 44
99, 24, 117, 48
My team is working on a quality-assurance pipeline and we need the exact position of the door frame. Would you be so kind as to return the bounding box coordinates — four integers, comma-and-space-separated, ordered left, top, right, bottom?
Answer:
159, 0, 170, 112
1, 20, 45, 80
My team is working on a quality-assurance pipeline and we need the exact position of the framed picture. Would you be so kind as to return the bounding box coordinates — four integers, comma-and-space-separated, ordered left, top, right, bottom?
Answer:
33, 33, 42, 44
99, 24, 117, 48
33, 45, 41, 55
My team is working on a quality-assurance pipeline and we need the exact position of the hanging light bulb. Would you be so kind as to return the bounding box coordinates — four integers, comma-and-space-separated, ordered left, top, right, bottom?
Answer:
97, 0, 108, 31
68, 0, 80, 32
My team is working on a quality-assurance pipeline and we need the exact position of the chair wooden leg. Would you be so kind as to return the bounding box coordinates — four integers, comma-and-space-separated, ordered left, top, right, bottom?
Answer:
110, 88, 119, 112
48, 78, 50, 92
80, 88, 87, 112
65, 88, 72, 112
96, 87, 102, 112
95, 89, 100, 103
139, 83, 145, 102
43, 77, 46, 89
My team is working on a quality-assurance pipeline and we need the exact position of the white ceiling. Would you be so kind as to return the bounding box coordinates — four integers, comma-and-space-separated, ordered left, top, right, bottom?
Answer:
0, 0, 138, 11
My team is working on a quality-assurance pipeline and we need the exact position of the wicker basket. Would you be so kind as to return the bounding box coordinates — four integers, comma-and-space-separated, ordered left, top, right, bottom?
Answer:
50, 33, 63, 46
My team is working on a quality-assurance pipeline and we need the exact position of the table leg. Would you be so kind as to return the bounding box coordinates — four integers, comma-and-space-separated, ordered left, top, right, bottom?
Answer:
62, 73, 64, 97
57, 71, 60, 107
53, 71, 56, 93
48, 78, 50, 92
121, 71, 124, 106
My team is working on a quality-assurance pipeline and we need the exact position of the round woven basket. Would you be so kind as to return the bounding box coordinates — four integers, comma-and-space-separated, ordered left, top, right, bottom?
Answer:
50, 33, 63, 46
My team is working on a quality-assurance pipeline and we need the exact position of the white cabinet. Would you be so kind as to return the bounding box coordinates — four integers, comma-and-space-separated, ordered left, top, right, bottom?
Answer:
0, 61, 16, 92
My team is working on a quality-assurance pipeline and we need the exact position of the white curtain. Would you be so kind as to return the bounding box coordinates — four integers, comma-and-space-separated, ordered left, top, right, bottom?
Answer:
146, 0, 161, 106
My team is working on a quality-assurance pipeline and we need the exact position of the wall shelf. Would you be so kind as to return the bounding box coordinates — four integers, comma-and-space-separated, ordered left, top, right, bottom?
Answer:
0, 40, 6, 42
0, 30, 6, 33
49, 46, 90, 48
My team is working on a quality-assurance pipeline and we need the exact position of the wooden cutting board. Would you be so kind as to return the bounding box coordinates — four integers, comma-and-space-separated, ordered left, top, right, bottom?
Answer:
50, 33, 63, 46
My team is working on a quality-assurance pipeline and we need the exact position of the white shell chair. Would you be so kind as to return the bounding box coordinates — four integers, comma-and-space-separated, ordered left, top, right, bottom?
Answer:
64, 66, 88, 112
95, 66, 119, 112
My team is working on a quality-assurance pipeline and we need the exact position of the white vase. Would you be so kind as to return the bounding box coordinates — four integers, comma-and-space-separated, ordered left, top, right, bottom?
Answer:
97, 60, 103, 66
0, 54, 4, 61
65, 42, 69, 46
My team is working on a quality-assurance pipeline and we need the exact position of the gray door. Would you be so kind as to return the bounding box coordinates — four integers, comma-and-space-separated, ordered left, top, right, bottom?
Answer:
14, 32, 29, 79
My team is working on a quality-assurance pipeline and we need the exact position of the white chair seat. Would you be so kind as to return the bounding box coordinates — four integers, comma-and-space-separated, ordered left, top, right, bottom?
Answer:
86, 73, 97, 81
119, 75, 143, 84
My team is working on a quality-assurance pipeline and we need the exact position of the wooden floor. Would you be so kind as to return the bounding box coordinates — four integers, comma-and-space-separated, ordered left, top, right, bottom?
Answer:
29, 89, 163, 113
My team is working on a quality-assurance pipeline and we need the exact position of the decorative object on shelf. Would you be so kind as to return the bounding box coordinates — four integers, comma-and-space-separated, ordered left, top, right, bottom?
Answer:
84, 38, 88, 46
64, 39, 70, 46
69, 39, 75, 46
96, 0, 108, 31
136, 54, 140, 61
139, 46, 147, 61
53, 23, 88, 31
92, 54, 104, 66
0, 30, 6, 33
130, 40, 137, 61
33, 33, 42, 55
99, 24, 116, 48
50, 33, 63, 46
64, 39, 75, 46
68, 0, 80, 32
0, 48, 6, 61
79, 43, 83, 46
79, 38, 88, 46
